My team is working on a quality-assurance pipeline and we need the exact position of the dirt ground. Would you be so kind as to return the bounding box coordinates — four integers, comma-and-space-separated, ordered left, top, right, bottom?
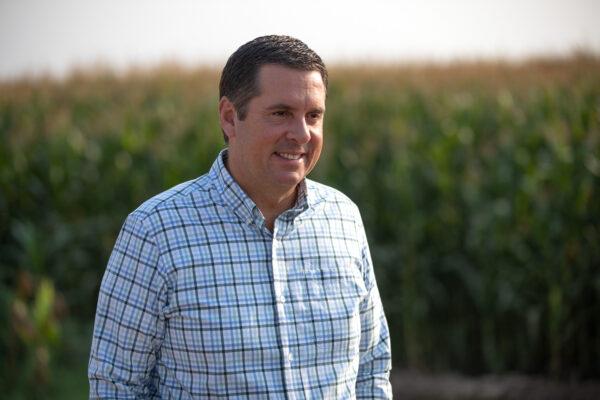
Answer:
390, 370, 600, 400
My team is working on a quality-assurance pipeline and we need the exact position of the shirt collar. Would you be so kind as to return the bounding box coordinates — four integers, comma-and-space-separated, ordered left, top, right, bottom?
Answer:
210, 149, 313, 226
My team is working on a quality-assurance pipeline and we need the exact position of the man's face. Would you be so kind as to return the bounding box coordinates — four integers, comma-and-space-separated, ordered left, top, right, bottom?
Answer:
222, 64, 326, 197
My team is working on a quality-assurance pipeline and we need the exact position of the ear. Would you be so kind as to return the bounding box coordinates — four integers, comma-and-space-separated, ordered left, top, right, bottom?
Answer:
219, 97, 237, 141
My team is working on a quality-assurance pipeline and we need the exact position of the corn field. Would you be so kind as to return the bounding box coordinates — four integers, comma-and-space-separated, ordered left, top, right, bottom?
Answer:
1, 55, 599, 398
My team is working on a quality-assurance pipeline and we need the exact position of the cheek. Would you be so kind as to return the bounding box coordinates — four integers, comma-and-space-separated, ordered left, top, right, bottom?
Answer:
240, 123, 273, 149
311, 132, 324, 152
308, 136, 323, 166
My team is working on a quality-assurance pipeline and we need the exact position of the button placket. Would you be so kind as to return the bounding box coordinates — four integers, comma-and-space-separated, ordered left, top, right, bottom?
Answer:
271, 225, 294, 392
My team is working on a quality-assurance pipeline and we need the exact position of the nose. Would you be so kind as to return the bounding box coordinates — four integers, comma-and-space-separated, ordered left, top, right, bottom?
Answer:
287, 117, 311, 144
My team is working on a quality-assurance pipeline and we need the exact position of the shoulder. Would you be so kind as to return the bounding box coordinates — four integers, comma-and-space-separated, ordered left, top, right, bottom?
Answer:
306, 179, 362, 220
307, 179, 359, 209
126, 172, 218, 232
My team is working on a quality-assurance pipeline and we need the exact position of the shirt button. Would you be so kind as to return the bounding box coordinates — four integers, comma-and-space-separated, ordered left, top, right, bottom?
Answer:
288, 352, 293, 362
278, 295, 285, 303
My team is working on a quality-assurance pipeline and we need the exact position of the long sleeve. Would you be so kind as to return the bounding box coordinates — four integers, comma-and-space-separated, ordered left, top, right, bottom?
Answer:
88, 214, 167, 399
355, 226, 393, 399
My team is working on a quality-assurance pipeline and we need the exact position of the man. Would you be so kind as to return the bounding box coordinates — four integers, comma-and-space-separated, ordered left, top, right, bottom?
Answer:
89, 35, 392, 399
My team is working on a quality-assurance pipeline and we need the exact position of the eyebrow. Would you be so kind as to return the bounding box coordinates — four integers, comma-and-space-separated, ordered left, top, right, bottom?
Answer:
266, 103, 325, 113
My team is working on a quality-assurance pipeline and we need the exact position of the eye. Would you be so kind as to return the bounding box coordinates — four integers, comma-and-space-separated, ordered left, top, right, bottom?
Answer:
307, 112, 323, 122
272, 110, 289, 117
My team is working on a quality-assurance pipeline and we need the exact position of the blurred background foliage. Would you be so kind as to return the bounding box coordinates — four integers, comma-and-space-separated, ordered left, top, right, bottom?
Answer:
1, 55, 599, 398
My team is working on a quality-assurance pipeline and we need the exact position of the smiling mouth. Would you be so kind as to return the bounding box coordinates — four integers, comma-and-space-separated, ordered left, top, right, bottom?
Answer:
276, 152, 304, 160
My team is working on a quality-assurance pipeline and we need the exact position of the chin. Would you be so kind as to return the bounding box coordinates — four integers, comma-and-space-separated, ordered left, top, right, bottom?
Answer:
273, 173, 305, 189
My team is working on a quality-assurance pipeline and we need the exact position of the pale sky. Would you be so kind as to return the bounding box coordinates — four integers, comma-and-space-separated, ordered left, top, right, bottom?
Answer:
1, 0, 599, 79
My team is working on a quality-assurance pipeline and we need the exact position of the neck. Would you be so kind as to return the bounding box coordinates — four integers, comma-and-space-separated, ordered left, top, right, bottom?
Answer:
225, 155, 298, 231
250, 186, 298, 231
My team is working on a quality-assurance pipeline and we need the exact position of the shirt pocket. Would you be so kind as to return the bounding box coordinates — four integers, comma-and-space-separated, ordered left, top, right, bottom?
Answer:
301, 258, 367, 301
291, 259, 368, 361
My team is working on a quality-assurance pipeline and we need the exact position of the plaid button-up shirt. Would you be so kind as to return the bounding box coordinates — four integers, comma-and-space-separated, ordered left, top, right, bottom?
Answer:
89, 150, 392, 399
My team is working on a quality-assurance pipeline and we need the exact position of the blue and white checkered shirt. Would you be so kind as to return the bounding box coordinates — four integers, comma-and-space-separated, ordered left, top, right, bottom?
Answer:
89, 150, 392, 399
